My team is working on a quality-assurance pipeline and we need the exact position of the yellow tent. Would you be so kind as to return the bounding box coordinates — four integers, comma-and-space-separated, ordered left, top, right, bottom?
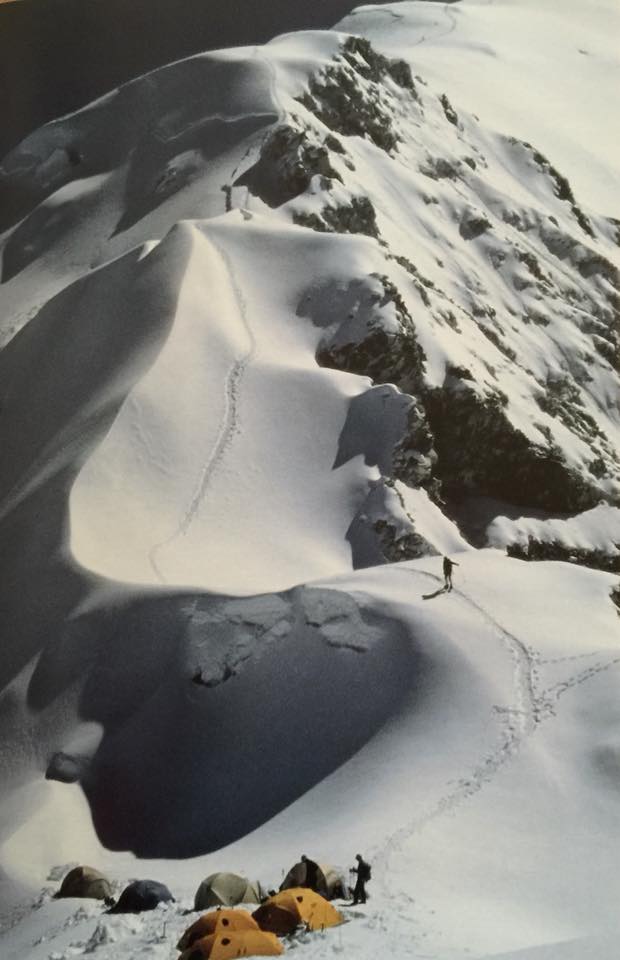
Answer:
178, 930, 283, 959
252, 888, 343, 936
178, 910, 259, 950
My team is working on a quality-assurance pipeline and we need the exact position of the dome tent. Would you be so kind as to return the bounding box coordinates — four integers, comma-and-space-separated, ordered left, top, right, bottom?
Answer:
107, 879, 174, 913
253, 888, 343, 936
55, 865, 113, 901
179, 930, 283, 959
279, 861, 346, 900
194, 872, 262, 910
178, 909, 259, 951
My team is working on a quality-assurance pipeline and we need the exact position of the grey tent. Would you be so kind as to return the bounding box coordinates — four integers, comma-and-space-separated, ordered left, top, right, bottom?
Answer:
108, 879, 174, 913
194, 872, 263, 910
279, 862, 346, 901
55, 866, 113, 901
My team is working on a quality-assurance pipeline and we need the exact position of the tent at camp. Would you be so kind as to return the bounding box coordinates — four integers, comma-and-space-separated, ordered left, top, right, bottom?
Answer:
252, 888, 344, 936
108, 879, 174, 913
279, 861, 346, 900
178, 930, 283, 960
194, 873, 263, 910
55, 865, 113, 901
178, 909, 259, 950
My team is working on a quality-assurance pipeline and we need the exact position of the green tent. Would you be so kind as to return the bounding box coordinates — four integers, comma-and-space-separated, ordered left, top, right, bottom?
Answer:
55, 866, 113, 901
194, 872, 263, 910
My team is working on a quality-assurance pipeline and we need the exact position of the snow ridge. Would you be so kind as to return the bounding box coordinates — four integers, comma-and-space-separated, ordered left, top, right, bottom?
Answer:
149, 232, 257, 583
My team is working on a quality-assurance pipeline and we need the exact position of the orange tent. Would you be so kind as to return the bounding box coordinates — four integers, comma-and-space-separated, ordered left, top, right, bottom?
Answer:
178, 910, 259, 950
178, 930, 283, 959
252, 888, 343, 936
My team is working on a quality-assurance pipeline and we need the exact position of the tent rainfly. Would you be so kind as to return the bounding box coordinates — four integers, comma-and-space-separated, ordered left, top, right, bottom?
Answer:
194, 873, 263, 910
178, 930, 283, 959
279, 861, 346, 900
55, 866, 113, 901
253, 888, 344, 936
178, 909, 259, 950
107, 879, 174, 913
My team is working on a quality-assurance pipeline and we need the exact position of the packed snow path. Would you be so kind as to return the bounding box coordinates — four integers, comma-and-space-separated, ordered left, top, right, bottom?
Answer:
363, 564, 620, 909
149, 235, 257, 583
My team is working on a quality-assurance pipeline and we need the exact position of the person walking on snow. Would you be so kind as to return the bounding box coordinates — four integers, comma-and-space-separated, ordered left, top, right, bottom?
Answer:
443, 555, 459, 591
351, 853, 371, 904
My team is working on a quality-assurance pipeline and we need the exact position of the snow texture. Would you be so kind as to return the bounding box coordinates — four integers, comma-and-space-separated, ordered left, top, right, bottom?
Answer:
1, 2, 619, 959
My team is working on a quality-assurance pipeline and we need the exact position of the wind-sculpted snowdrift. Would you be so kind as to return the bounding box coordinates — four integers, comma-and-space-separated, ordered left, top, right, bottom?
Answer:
14, 582, 419, 857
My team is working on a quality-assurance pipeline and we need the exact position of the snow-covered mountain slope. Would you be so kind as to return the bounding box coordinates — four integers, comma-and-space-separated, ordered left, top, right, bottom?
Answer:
0, 2, 619, 958
1, 12, 619, 589
338, 0, 620, 217
1, 555, 619, 959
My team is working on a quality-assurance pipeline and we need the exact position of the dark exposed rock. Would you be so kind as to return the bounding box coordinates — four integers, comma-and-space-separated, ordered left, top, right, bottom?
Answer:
439, 93, 459, 126
387, 253, 436, 306
235, 123, 343, 207
424, 382, 603, 513
476, 322, 517, 361
306, 273, 441, 558
373, 516, 435, 562
536, 376, 606, 446
296, 37, 418, 154
391, 402, 436, 489
293, 195, 379, 237
316, 274, 426, 395
340, 36, 418, 96
459, 208, 492, 240
256, 47, 620, 533
298, 73, 399, 153
332, 384, 425, 479
507, 537, 620, 574
519, 139, 595, 237
346, 479, 437, 569
607, 218, 620, 247
420, 155, 462, 180
517, 249, 547, 281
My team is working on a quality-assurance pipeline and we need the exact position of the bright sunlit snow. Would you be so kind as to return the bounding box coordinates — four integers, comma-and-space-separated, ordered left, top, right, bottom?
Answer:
0, 2, 619, 959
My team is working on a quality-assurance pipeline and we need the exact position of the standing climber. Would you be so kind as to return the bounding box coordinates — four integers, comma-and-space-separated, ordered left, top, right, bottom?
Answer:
350, 853, 371, 905
443, 555, 459, 591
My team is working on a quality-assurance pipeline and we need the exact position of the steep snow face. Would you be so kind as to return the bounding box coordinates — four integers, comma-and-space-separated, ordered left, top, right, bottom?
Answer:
253, 31, 620, 517
338, 0, 620, 217
2, 14, 619, 596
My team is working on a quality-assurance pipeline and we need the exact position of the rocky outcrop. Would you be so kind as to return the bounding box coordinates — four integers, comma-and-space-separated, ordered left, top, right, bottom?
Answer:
296, 36, 418, 154
346, 479, 437, 568
507, 538, 620, 574
424, 378, 603, 513
316, 274, 426, 395
235, 123, 343, 207
293, 195, 379, 237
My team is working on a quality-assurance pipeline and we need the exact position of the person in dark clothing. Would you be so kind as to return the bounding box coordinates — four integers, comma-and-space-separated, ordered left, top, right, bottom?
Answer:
301, 854, 320, 892
443, 556, 459, 591
351, 853, 371, 904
